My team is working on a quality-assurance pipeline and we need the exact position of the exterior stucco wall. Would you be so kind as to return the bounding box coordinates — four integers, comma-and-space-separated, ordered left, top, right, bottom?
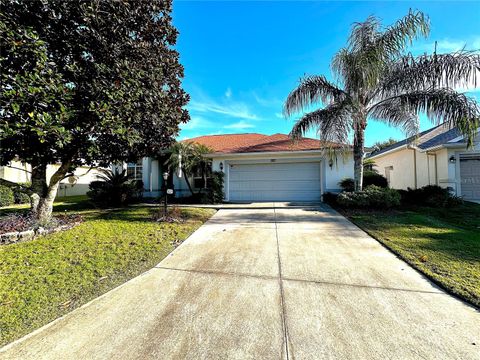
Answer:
372, 140, 480, 196
373, 148, 416, 189
373, 148, 444, 190
210, 151, 354, 201
0, 160, 105, 197
324, 153, 355, 192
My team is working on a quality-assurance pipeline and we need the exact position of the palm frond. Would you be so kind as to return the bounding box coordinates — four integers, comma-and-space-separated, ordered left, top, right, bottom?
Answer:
290, 102, 352, 147
375, 10, 429, 58
331, 48, 364, 94
95, 168, 132, 185
374, 89, 480, 146
368, 101, 420, 137
348, 15, 381, 52
378, 51, 480, 98
283, 75, 346, 117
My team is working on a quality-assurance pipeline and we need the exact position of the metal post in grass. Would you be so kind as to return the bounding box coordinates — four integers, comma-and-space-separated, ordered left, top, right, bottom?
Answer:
162, 171, 169, 217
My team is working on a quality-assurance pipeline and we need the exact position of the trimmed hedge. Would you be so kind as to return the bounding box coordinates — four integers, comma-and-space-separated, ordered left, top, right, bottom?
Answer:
322, 192, 339, 206
398, 185, 463, 208
339, 171, 388, 192
337, 185, 401, 209
0, 185, 15, 207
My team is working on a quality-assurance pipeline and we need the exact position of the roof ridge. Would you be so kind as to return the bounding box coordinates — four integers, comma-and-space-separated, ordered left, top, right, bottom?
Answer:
186, 132, 265, 139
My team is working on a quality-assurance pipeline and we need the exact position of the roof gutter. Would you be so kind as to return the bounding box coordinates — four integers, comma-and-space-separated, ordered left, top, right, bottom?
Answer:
419, 143, 466, 153
206, 148, 352, 158
368, 144, 408, 160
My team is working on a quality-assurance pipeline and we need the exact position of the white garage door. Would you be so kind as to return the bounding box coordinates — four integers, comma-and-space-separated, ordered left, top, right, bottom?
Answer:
460, 155, 480, 201
229, 161, 321, 202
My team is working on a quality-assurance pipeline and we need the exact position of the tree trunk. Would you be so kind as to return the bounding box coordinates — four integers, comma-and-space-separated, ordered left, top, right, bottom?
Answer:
182, 167, 195, 196
30, 162, 69, 223
353, 117, 366, 192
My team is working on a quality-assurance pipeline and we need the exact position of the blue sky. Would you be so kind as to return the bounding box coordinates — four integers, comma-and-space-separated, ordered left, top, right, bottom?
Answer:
173, 1, 480, 146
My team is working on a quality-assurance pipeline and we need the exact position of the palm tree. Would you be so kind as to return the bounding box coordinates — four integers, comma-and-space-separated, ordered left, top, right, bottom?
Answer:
166, 142, 212, 195
284, 10, 480, 191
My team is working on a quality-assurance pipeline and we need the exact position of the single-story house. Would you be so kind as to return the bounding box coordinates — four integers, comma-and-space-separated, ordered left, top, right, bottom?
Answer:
139, 133, 354, 202
0, 160, 104, 198
368, 124, 480, 202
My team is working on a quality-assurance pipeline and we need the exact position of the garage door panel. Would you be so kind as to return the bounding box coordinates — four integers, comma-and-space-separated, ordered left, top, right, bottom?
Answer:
230, 167, 319, 182
229, 162, 321, 202
230, 180, 320, 191
230, 190, 319, 202
460, 156, 480, 201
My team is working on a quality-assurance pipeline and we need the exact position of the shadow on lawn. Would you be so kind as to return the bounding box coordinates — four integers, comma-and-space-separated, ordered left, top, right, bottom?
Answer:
86, 206, 210, 223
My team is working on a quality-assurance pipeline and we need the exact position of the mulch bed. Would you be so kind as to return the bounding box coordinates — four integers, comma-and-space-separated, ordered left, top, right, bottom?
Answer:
0, 213, 83, 235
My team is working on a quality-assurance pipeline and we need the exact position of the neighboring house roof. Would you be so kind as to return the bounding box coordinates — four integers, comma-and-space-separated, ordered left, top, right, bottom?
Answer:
184, 133, 341, 154
368, 123, 467, 158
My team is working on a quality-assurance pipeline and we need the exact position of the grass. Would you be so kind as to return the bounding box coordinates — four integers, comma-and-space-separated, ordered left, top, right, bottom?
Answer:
342, 202, 480, 308
0, 198, 215, 346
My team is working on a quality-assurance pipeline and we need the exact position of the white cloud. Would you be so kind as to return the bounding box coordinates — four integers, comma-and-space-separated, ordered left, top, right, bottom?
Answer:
252, 92, 283, 107
189, 99, 258, 120
413, 37, 480, 54
225, 87, 232, 98
180, 116, 215, 130
224, 120, 255, 130
275, 112, 284, 119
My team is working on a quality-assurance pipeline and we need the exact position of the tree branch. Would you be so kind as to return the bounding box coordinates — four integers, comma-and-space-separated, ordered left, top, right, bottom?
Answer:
0, 178, 33, 195
48, 161, 72, 190
5, 165, 32, 174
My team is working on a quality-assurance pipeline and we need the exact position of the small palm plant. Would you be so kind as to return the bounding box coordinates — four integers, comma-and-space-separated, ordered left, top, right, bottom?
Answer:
284, 10, 480, 191
166, 142, 212, 195
88, 168, 142, 206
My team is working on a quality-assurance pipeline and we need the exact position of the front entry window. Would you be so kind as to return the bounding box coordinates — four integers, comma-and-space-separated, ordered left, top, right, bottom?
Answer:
127, 160, 143, 181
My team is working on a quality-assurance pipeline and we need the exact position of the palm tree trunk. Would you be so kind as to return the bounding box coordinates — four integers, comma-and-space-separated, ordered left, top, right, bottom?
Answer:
353, 118, 366, 192
182, 167, 195, 196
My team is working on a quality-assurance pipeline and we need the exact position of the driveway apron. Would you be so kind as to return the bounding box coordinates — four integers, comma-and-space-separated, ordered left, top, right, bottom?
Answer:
1, 203, 479, 359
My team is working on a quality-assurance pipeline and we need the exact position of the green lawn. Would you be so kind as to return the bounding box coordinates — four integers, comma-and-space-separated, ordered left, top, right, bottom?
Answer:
0, 198, 215, 346
342, 202, 480, 308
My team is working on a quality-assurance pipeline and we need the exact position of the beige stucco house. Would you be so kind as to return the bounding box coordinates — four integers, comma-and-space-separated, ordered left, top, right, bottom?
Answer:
2, 133, 354, 202
368, 124, 480, 202
141, 133, 354, 202
0, 161, 105, 198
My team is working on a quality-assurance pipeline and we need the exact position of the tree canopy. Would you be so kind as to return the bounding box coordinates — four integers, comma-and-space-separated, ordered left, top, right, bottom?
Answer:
0, 0, 189, 220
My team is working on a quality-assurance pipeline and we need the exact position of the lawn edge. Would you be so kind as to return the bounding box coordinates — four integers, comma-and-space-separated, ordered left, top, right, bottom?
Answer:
0, 208, 217, 351
327, 204, 480, 311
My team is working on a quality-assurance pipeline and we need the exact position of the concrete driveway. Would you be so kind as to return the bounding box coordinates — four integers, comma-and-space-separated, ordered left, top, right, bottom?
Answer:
1, 203, 479, 359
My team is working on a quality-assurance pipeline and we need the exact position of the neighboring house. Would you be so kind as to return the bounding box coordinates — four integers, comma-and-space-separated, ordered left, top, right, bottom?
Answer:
0, 160, 104, 197
140, 133, 354, 202
368, 124, 480, 202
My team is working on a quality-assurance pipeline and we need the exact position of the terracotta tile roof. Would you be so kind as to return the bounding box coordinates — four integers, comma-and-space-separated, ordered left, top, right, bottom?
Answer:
184, 133, 341, 154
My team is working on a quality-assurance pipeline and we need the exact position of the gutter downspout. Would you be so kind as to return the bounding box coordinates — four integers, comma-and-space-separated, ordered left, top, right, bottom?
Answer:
426, 151, 439, 186
408, 145, 418, 189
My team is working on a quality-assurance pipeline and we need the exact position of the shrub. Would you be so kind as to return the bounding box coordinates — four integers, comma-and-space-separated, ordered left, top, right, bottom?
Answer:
207, 171, 224, 204
339, 178, 354, 192
322, 192, 339, 206
337, 185, 401, 209
87, 169, 143, 206
13, 184, 31, 204
399, 185, 463, 208
363, 171, 388, 188
339, 172, 388, 192
0, 185, 15, 207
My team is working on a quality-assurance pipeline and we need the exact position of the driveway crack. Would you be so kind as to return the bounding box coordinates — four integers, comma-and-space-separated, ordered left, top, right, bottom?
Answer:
273, 203, 292, 360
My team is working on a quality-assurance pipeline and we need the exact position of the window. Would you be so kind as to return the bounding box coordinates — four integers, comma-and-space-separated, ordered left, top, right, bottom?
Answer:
192, 161, 212, 189
127, 160, 143, 181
